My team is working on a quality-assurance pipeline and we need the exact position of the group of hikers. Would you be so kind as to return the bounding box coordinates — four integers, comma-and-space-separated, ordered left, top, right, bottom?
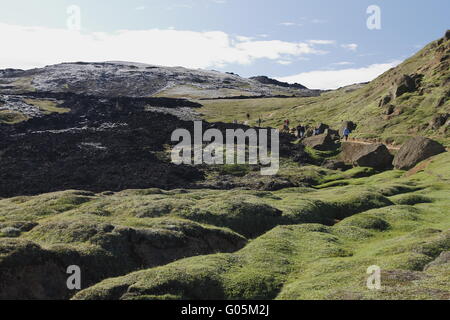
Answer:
233, 115, 352, 141
284, 119, 352, 141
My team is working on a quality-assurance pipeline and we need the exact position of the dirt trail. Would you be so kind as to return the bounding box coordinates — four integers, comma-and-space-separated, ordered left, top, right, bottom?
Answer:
345, 138, 401, 151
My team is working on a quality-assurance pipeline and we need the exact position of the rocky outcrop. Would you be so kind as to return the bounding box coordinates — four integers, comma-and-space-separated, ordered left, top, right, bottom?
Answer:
394, 74, 422, 98
428, 113, 449, 130
249, 76, 307, 89
340, 142, 393, 169
0, 92, 302, 197
0, 62, 320, 99
379, 95, 392, 107
0, 93, 206, 197
393, 137, 446, 170
424, 251, 450, 271
302, 133, 335, 151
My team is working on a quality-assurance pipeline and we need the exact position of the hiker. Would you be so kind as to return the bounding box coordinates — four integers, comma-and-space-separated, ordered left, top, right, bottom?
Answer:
297, 125, 305, 138
246, 113, 250, 121
285, 119, 290, 127
343, 127, 350, 141
233, 119, 238, 124
258, 117, 262, 127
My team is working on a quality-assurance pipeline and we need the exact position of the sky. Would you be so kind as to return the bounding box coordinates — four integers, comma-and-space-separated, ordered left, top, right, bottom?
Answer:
0, 0, 448, 89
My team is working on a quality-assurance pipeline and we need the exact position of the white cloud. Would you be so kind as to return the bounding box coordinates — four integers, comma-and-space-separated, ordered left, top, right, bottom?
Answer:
234, 40, 324, 60
0, 23, 327, 70
341, 43, 358, 51
331, 61, 354, 66
276, 61, 401, 90
307, 40, 335, 45
276, 60, 292, 65
135, 6, 146, 11
279, 22, 302, 27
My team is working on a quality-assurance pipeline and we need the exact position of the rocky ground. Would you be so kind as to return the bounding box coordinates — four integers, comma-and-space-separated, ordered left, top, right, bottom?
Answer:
0, 61, 321, 99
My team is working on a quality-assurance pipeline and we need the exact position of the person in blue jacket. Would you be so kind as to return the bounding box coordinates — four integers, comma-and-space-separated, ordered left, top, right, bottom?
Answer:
343, 127, 351, 141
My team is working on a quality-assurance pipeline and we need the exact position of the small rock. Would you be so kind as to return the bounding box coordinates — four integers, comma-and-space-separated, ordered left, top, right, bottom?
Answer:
321, 159, 350, 171
385, 104, 396, 115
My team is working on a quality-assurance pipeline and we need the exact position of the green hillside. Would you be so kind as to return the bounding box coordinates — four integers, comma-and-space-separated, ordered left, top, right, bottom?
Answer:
199, 32, 450, 146
71, 152, 450, 300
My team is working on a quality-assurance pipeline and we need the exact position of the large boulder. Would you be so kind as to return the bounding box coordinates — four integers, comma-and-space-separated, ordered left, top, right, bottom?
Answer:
393, 137, 446, 170
302, 133, 335, 151
340, 142, 393, 169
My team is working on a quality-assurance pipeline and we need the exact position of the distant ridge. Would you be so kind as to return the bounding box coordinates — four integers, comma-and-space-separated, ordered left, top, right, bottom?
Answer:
0, 61, 320, 99
250, 75, 308, 90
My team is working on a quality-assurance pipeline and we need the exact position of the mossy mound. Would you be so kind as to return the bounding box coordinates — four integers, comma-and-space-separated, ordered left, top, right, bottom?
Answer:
73, 153, 450, 300
1, 152, 449, 300
338, 214, 391, 231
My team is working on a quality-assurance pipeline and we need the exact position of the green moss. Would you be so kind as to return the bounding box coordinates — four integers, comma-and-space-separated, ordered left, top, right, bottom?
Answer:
178, 198, 282, 238
338, 214, 391, 231
67, 152, 450, 300
0, 110, 28, 124
23, 99, 70, 114
390, 193, 433, 205
1, 150, 450, 300
212, 164, 251, 177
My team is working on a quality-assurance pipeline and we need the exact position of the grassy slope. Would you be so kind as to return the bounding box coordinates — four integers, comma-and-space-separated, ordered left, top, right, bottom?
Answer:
70, 152, 449, 300
23, 99, 71, 114
1, 151, 444, 300
0, 143, 448, 299
199, 35, 450, 146
0, 99, 70, 124
0, 110, 28, 124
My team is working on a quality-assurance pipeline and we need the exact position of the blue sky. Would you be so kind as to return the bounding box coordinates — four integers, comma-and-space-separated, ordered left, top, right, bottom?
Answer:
0, 0, 448, 89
